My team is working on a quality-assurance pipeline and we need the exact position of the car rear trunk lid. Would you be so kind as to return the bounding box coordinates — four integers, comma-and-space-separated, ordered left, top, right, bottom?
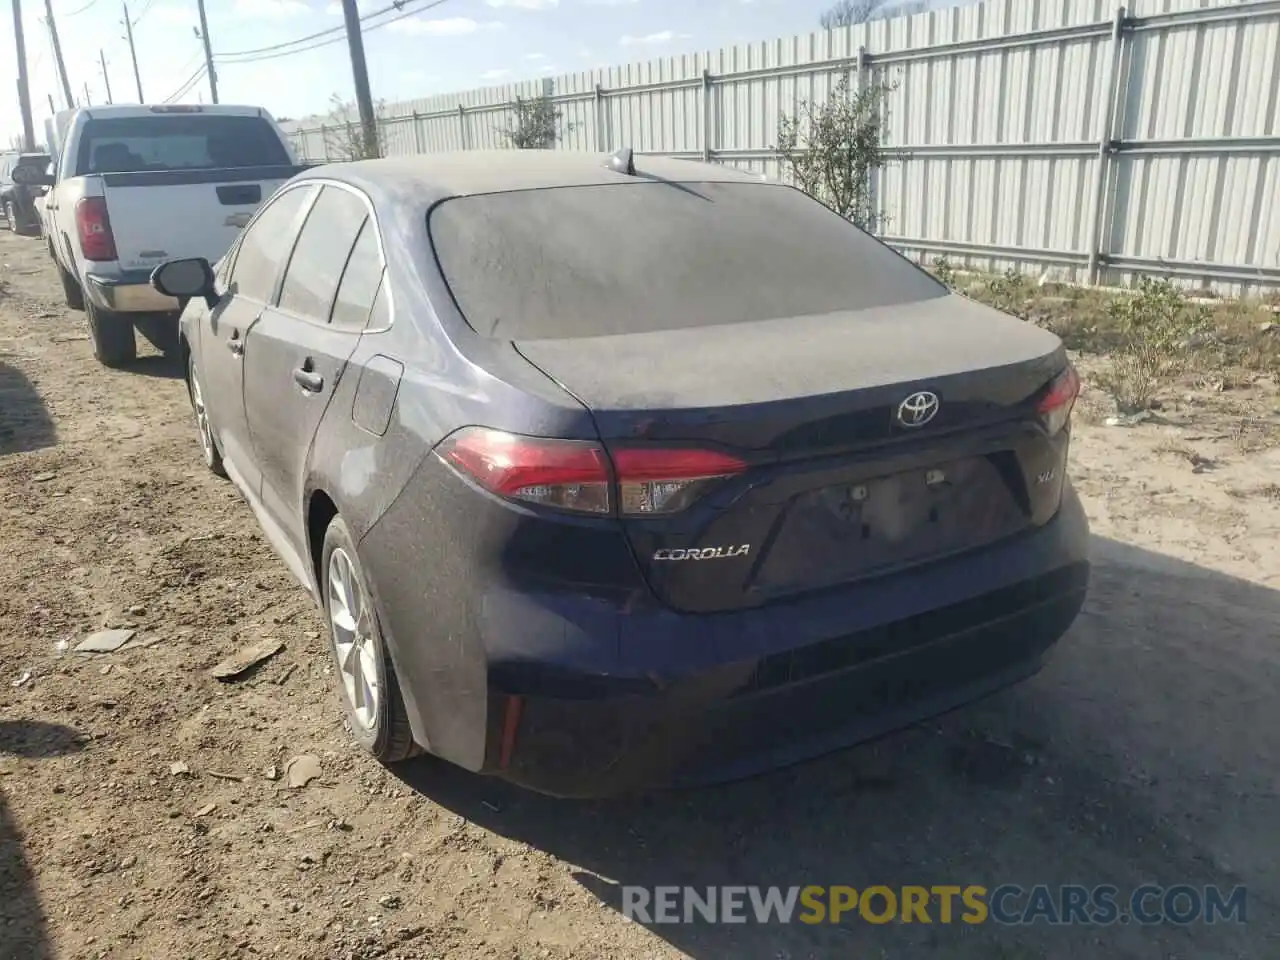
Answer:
515, 294, 1072, 613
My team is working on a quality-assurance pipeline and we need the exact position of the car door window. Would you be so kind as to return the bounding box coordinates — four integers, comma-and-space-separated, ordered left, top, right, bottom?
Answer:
229, 185, 313, 304
330, 220, 386, 330
277, 186, 370, 322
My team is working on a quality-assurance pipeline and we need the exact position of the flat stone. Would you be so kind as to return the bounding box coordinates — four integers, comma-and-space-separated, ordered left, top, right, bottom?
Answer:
74, 629, 137, 654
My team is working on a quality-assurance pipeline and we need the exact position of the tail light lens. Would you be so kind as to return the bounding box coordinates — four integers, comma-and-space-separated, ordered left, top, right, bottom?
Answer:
1037, 364, 1080, 436
612, 447, 746, 514
75, 197, 117, 261
437, 427, 746, 516
440, 429, 612, 514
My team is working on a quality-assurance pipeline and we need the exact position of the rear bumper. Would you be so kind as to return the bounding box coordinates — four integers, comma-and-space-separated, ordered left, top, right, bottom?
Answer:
84, 269, 180, 313
375, 475, 1091, 798
491, 562, 1085, 797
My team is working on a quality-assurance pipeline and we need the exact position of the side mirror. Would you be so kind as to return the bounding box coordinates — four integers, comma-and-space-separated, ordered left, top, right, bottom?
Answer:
11, 163, 55, 187
151, 258, 217, 308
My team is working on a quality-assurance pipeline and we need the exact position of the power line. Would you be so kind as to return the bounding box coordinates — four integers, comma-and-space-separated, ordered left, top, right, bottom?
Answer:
130, 0, 155, 28
163, 61, 206, 103
216, 0, 451, 65
216, 0, 446, 60
63, 0, 105, 16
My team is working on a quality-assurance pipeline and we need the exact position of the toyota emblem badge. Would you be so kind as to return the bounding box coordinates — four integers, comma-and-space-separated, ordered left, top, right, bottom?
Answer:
896, 390, 940, 428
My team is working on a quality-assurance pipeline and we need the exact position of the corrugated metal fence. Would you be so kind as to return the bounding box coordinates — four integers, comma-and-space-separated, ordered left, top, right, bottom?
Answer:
282, 0, 1280, 293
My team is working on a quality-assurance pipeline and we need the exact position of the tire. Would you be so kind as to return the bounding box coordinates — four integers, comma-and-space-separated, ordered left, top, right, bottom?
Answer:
187, 354, 226, 478
58, 262, 85, 311
135, 311, 180, 356
86, 300, 136, 368
321, 516, 418, 764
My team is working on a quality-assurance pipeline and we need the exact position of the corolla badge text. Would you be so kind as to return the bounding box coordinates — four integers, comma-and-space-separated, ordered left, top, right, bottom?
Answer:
652, 545, 751, 561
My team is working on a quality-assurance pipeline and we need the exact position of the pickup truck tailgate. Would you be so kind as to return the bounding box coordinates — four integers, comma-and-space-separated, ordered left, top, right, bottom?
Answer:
101, 164, 304, 271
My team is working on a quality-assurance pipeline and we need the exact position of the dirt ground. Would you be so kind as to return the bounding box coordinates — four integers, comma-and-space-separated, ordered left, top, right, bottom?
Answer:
1, 227, 1278, 960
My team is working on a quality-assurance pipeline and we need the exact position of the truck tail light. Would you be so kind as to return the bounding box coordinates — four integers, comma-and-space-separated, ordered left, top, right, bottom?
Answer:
75, 197, 117, 262
436, 428, 746, 516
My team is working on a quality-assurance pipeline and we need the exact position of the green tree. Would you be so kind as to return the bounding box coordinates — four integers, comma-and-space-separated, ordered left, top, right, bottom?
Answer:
500, 96, 570, 150
776, 72, 897, 231
322, 94, 388, 161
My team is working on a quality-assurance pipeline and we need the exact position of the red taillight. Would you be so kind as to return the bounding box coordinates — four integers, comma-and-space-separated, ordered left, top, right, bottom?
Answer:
612, 447, 746, 515
75, 197, 117, 262
437, 427, 746, 516
441, 429, 613, 514
1036, 364, 1080, 436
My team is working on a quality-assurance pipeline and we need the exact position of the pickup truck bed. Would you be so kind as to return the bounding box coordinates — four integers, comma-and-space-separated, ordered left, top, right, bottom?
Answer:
39, 103, 306, 367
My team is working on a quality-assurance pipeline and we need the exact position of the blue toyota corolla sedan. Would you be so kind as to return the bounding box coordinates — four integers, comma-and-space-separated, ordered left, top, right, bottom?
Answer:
150, 149, 1089, 797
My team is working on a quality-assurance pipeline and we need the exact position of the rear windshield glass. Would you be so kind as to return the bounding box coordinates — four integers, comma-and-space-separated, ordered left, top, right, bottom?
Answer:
75, 115, 290, 175
428, 181, 946, 340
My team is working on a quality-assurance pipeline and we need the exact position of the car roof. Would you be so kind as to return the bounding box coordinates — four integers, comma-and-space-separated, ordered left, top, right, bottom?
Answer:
296, 150, 765, 206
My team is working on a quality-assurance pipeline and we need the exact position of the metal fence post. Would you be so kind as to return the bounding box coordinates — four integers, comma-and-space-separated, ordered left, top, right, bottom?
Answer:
411, 111, 424, 154
1087, 5, 1128, 286
319, 123, 329, 160
457, 105, 467, 150
702, 68, 713, 162
855, 45, 872, 227
594, 83, 606, 151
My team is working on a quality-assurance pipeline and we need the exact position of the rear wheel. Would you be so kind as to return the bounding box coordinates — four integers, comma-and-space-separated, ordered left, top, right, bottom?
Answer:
57, 262, 85, 310
321, 516, 418, 763
86, 300, 136, 368
187, 354, 225, 478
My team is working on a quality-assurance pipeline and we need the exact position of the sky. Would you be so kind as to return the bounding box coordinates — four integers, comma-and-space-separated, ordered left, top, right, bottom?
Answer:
2, 0, 882, 145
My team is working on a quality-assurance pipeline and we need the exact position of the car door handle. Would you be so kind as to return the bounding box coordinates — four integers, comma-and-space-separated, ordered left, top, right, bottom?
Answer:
293, 366, 324, 393
226, 333, 244, 357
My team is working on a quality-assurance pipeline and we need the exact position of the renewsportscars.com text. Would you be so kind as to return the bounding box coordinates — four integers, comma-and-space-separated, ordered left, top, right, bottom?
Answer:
622, 884, 1247, 926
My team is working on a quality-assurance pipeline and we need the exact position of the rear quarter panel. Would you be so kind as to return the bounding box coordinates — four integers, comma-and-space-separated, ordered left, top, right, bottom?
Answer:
50, 176, 102, 276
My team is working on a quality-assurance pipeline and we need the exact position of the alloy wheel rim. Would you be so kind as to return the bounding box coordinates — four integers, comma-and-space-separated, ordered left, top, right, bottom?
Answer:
327, 547, 381, 732
190, 368, 214, 464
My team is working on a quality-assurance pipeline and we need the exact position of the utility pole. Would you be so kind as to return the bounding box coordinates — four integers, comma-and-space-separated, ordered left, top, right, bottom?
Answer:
100, 49, 114, 104
340, 0, 380, 158
11, 0, 37, 150
123, 2, 144, 102
195, 0, 219, 103
44, 0, 76, 109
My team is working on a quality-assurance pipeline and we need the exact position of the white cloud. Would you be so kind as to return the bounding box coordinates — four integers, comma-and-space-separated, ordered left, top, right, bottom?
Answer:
480, 68, 512, 80
619, 30, 691, 45
232, 0, 310, 18
524, 52, 547, 60
390, 16, 503, 35
584, 0, 640, 5
539, 64, 561, 72
484, 0, 558, 7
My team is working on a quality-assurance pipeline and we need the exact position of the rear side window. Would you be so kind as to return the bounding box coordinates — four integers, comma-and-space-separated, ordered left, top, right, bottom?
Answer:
74, 114, 290, 175
277, 186, 370, 322
429, 181, 947, 340
330, 221, 385, 330
229, 186, 312, 303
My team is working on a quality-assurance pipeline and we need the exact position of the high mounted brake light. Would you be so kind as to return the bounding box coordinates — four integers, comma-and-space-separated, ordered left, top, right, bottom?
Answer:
149, 105, 204, 113
1036, 364, 1080, 436
437, 427, 746, 516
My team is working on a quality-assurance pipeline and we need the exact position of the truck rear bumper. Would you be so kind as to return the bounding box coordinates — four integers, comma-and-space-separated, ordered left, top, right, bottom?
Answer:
84, 270, 179, 313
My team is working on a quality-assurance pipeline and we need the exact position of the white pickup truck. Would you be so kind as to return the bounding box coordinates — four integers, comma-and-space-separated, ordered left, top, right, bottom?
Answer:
15, 103, 307, 367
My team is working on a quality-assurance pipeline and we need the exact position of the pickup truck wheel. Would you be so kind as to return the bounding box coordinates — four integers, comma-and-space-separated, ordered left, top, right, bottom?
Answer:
57, 263, 85, 311
86, 302, 137, 368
